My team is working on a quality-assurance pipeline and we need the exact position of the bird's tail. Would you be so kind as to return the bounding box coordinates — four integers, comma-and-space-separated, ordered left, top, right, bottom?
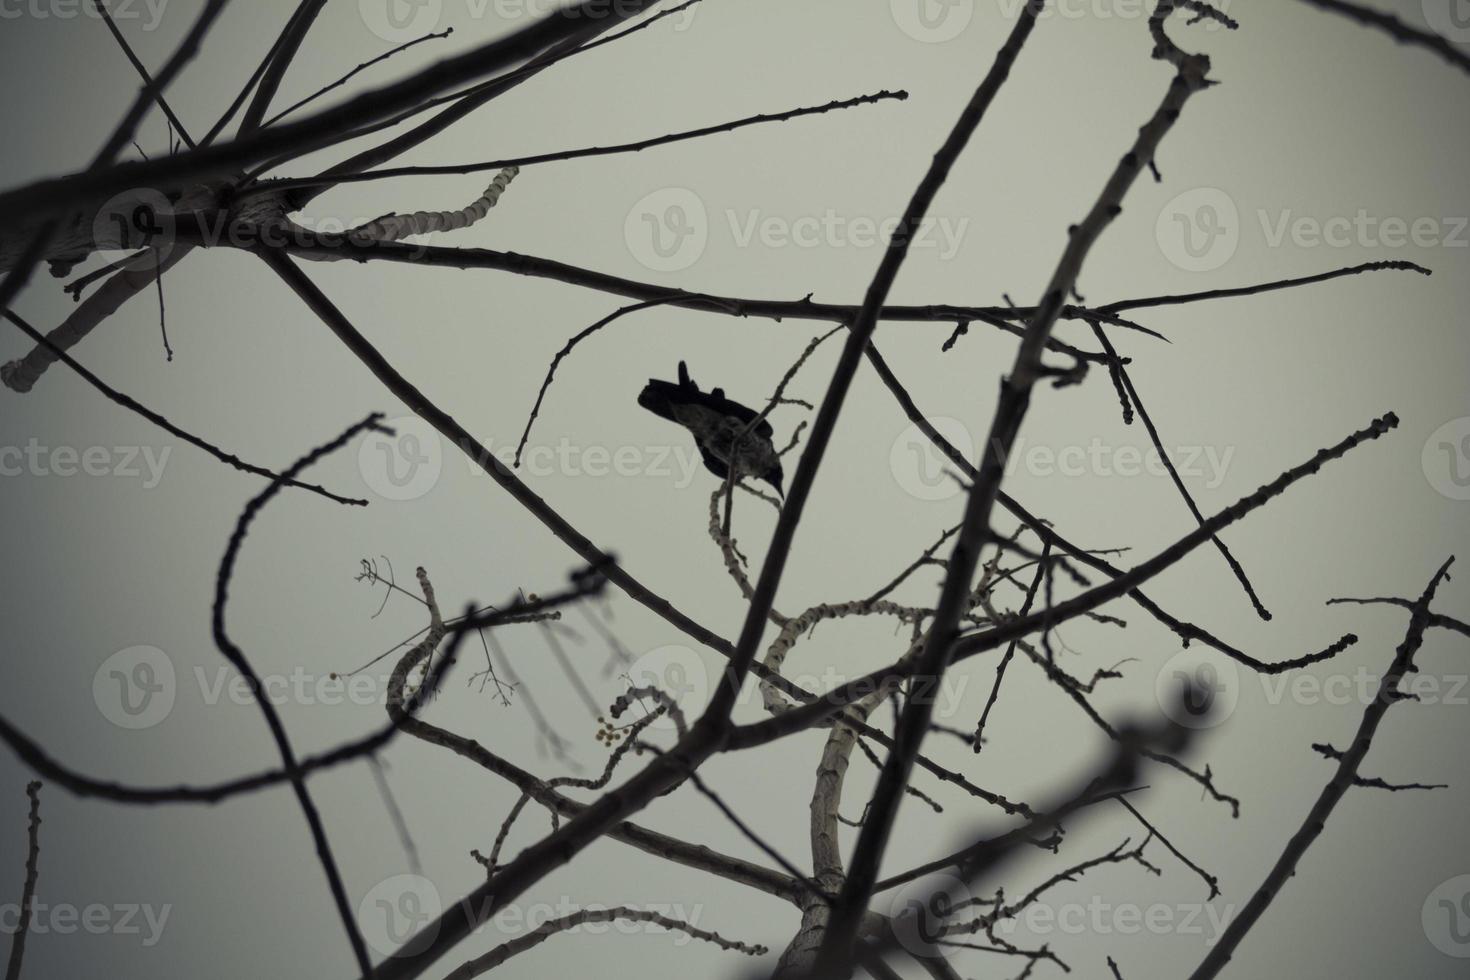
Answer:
638, 362, 699, 421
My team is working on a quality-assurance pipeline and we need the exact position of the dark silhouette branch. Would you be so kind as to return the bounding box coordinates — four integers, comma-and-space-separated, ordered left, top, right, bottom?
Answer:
0, 582, 601, 806
0, 0, 659, 228
251, 90, 908, 196
211, 415, 389, 974
3, 781, 42, 980
822, 7, 1227, 963
1090, 320, 1270, 619
730, 412, 1396, 752
93, 0, 196, 147
237, 0, 330, 134
2, 310, 364, 504
1186, 557, 1456, 980
1298, 0, 1470, 76
1327, 595, 1470, 638
262, 28, 457, 127
442, 906, 767, 979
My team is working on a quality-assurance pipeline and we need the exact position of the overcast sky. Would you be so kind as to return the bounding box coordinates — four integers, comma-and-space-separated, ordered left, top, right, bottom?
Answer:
1, 1, 1468, 978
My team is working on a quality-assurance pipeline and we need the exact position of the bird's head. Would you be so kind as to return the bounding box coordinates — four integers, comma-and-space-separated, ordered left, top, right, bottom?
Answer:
762, 462, 785, 500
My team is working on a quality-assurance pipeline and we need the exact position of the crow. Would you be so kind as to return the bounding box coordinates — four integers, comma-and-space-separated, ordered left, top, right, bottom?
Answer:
638, 361, 785, 498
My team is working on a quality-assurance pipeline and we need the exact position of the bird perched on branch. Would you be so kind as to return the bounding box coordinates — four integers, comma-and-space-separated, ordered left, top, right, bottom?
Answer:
638, 361, 785, 498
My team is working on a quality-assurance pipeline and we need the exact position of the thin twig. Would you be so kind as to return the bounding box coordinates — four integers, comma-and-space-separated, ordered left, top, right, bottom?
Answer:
253, 90, 907, 196
1297, 0, 1470, 77
263, 28, 457, 127
93, 0, 196, 147
3, 781, 42, 980
1, 311, 365, 505
1186, 558, 1455, 979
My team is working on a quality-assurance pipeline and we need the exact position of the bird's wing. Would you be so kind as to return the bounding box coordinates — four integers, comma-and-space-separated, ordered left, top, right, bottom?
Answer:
698, 391, 773, 437
696, 444, 730, 480
639, 363, 773, 439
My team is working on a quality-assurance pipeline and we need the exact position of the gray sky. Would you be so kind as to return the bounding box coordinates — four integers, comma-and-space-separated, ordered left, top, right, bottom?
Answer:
1, 1, 1468, 978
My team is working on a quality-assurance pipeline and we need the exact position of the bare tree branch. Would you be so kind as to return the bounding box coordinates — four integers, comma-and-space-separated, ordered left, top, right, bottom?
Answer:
1186, 557, 1456, 980
1298, 0, 1470, 76
3, 781, 42, 980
